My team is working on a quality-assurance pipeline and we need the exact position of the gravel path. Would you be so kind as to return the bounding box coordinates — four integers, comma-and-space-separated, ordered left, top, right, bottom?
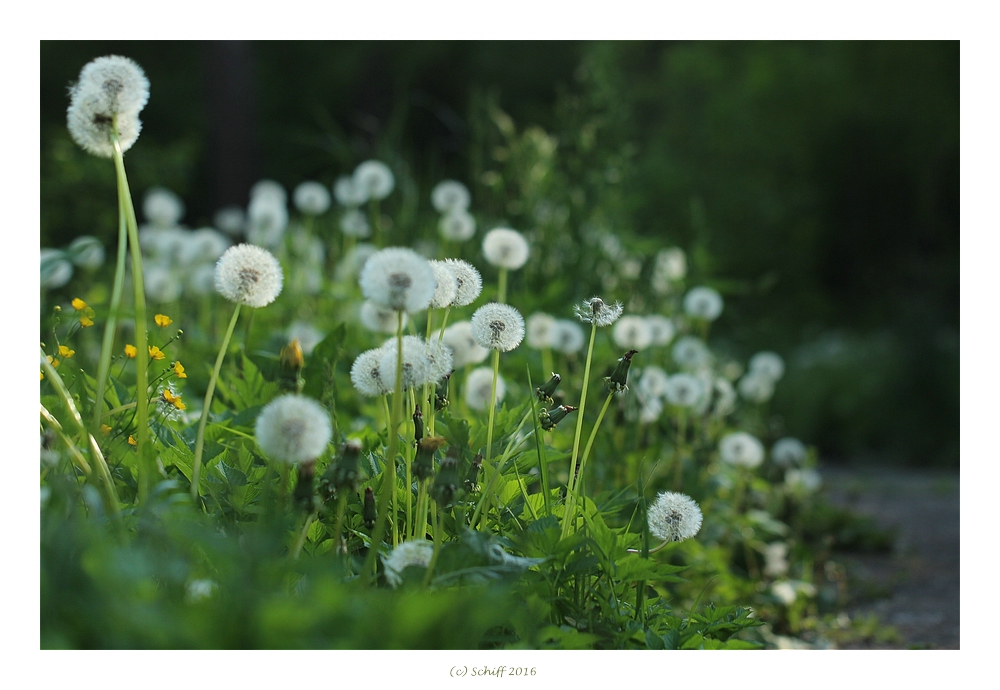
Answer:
821, 466, 960, 649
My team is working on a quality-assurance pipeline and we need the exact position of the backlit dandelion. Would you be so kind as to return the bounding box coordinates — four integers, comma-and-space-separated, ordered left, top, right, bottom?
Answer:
66, 55, 149, 157
471, 303, 525, 351
482, 228, 530, 270
354, 160, 395, 200
350, 348, 389, 397
719, 431, 765, 468
647, 491, 703, 542
255, 394, 332, 464
440, 259, 482, 306
360, 247, 435, 313
293, 181, 331, 216
214, 244, 283, 308
428, 260, 459, 308
440, 321, 489, 368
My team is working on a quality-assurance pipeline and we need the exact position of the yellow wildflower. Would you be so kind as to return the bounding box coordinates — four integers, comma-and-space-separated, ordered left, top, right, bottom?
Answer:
100, 424, 111, 435
47, 355, 60, 368
58, 345, 75, 358
154, 314, 173, 327
149, 345, 166, 361
162, 388, 186, 411
124, 344, 137, 358
40, 370, 44, 381
79, 316, 95, 327
128, 435, 137, 446
173, 361, 187, 379
71, 298, 88, 311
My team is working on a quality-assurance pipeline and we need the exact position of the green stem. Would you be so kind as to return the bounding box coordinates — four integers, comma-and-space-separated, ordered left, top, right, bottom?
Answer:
91, 199, 129, 432
331, 492, 348, 555
292, 513, 315, 559
573, 391, 614, 497
111, 129, 151, 501
562, 321, 597, 538
191, 302, 242, 501
526, 369, 552, 517
469, 409, 532, 530
476, 348, 501, 525
498, 268, 508, 304
673, 409, 688, 491
423, 502, 443, 586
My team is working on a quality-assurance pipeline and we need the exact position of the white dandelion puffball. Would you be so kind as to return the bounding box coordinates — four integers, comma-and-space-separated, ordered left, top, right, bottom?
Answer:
772, 437, 807, 467
334, 175, 368, 207
441, 259, 482, 306
785, 468, 822, 493
214, 205, 246, 236
66, 55, 149, 158
431, 180, 472, 213
471, 303, 525, 351
440, 321, 489, 368
428, 260, 459, 308
719, 432, 765, 469
250, 179, 287, 204
738, 371, 775, 403
214, 244, 283, 308
664, 373, 706, 408
639, 397, 664, 425
647, 491, 703, 543
465, 366, 506, 411
613, 315, 653, 351
424, 339, 455, 384
526, 312, 557, 350
335, 243, 377, 283
360, 247, 436, 313
360, 300, 408, 334
749, 351, 786, 382
379, 335, 432, 391
246, 194, 288, 249
143, 187, 185, 228
713, 377, 737, 416
293, 181, 332, 216
255, 394, 332, 464
656, 248, 687, 281
439, 210, 477, 242
340, 209, 371, 238
187, 264, 216, 296
672, 336, 712, 370
179, 227, 231, 266
354, 160, 395, 200
551, 319, 585, 355
646, 315, 676, 346
350, 348, 389, 397
383, 540, 434, 588
638, 366, 670, 400
68, 236, 105, 270
482, 228, 530, 270
574, 296, 623, 327
143, 262, 183, 303
41, 249, 74, 290
684, 286, 724, 321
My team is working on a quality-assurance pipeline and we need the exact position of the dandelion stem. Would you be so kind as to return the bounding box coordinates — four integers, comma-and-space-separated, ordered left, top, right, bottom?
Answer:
498, 268, 508, 304
292, 513, 315, 560
573, 391, 615, 498
423, 502, 443, 587
331, 492, 348, 557
91, 197, 129, 433
191, 302, 242, 501
562, 321, 597, 539
473, 348, 501, 528
526, 368, 552, 517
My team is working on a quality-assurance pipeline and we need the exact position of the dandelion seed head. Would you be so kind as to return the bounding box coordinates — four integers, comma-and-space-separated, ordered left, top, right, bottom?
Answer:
214, 206, 246, 236
465, 366, 505, 412
645, 315, 676, 346
246, 195, 288, 249
428, 260, 459, 309
526, 312, 557, 350
382, 540, 434, 588
144, 262, 183, 303
286, 321, 324, 356
763, 542, 790, 578
637, 366, 670, 400
143, 187, 184, 228
719, 431, 765, 468
359, 300, 407, 334
574, 296, 623, 328
440, 321, 489, 368
250, 179, 287, 205
293, 181, 331, 216
441, 259, 482, 306
438, 210, 477, 242
684, 286, 724, 321
664, 373, 705, 408
334, 175, 367, 207
471, 303, 525, 351
360, 247, 435, 313
40, 249, 73, 290
424, 338, 454, 384
551, 319, 585, 354
647, 491, 703, 542
785, 468, 822, 493
179, 227, 231, 266
613, 315, 653, 351
67, 236, 105, 270
66, 55, 149, 158
350, 348, 389, 397
214, 244, 283, 308
431, 180, 472, 213
255, 394, 332, 464
354, 160, 395, 200
749, 351, 785, 382
738, 371, 775, 403
771, 437, 807, 467
672, 336, 712, 370
482, 228, 530, 270
339, 208, 371, 238
378, 335, 432, 391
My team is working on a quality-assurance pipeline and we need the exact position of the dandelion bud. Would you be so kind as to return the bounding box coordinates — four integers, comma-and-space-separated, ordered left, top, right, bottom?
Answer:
482, 228, 530, 270
606, 349, 638, 393
214, 244, 283, 308
279, 339, 305, 392
536, 373, 561, 403
66, 55, 150, 158
412, 407, 424, 446
647, 491, 703, 543
414, 436, 446, 481
319, 439, 364, 501
363, 486, 377, 529
431, 449, 461, 507
539, 404, 577, 431
434, 375, 451, 411
464, 452, 483, 493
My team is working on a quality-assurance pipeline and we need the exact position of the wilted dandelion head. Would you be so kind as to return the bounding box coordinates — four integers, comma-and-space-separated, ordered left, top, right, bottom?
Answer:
574, 296, 623, 327
749, 351, 785, 382
382, 540, 434, 588
647, 491, 703, 542
354, 160, 395, 200
664, 373, 706, 408
672, 336, 712, 370
719, 431, 765, 468
293, 181, 331, 216
360, 247, 435, 313
246, 195, 288, 249
428, 260, 459, 308
379, 335, 432, 391
482, 228, 530, 270
465, 366, 506, 411
526, 312, 557, 350
424, 339, 455, 384
684, 286, 724, 321
471, 303, 525, 351
441, 259, 482, 306
613, 315, 653, 351
645, 315, 676, 346
772, 437, 807, 467
438, 210, 477, 242
214, 244, 283, 308
350, 348, 389, 397
551, 319, 585, 354
334, 175, 367, 207
143, 187, 184, 228
255, 394, 332, 464
431, 180, 471, 213
360, 300, 408, 334
66, 55, 149, 158
440, 321, 489, 368
738, 371, 775, 403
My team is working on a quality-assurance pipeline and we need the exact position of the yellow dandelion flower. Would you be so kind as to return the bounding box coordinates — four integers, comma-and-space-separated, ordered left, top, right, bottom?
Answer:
128, 435, 137, 446
124, 344, 138, 358
58, 345, 75, 358
71, 298, 88, 311
154, 314, 173, 328
148, 345, 165, 360
100, 424, 111, 435
162, 388, 186, 411
173, 361, 187, 379
79, 316, 95, 327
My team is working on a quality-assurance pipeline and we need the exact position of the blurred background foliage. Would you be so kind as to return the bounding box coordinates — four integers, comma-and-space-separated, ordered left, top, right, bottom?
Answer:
40, 41, 958, 468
